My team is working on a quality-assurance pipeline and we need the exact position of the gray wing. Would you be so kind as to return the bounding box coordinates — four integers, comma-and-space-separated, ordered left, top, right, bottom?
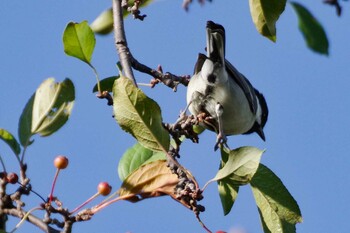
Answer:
225, 59, 258, 114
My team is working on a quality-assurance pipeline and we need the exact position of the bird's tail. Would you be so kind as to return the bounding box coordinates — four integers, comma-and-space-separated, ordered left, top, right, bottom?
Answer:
206, 21, 226, 65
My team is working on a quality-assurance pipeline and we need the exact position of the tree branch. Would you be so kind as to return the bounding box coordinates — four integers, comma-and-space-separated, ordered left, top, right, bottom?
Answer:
130, 54, 190, 91
112, 0, 137, 86
3, 208, 59, 233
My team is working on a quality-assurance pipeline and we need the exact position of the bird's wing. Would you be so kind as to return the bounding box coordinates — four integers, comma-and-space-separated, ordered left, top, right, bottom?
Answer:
193, 53, 207, 74
225, 59, 258, 114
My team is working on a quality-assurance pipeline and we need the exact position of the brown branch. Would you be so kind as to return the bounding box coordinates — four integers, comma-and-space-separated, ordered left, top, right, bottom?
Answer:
130, 54, 190, 91
3, 208, 59, 233
125, 0, 147, 20
112, 0, 137, 86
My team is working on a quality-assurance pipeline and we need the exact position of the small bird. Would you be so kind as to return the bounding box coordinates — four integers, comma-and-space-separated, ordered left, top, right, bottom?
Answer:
186, 21, 268, 150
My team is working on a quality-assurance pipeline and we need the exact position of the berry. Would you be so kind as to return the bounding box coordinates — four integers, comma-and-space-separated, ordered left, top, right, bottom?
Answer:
54, 155, 69, 169
7, 172, 19, 184
97, 182, 112, 196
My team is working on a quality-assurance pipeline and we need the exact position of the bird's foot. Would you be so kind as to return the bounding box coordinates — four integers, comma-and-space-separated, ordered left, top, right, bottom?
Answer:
214, 133, 229, 151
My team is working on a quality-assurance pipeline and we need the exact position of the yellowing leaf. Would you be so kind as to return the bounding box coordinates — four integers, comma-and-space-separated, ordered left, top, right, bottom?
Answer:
118, 160, 178, 200
249, 0, 286, 41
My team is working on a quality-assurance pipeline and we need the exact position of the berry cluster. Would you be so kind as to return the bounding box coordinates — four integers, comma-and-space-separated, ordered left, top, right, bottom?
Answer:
167, 148, 204, 216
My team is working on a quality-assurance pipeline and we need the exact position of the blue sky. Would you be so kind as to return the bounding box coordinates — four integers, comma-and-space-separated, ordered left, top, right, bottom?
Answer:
1, 0, 350, 232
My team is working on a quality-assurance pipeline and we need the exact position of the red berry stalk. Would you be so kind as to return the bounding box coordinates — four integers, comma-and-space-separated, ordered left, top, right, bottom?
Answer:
70, 182, 112, 214
49, 156, 69, 203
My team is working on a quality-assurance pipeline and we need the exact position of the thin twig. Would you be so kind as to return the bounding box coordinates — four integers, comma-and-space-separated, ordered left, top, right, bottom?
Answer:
112, 0, 137, 86
196, 214, 212, 233
126, 0, 147, 20
130, 54, 190, 91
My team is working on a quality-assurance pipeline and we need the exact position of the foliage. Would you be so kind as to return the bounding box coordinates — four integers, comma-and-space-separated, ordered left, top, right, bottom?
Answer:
3, 0, 344, 232
18, 78, 75, 148
91, 0, 330, 55
290, 2, 329, 55
249, 0, 286, 42
112, 76, 170, 152
251, 164, 303, 233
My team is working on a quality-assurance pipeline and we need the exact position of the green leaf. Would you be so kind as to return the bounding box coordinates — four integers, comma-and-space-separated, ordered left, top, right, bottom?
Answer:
251, 164, 303, 233
0, 129, 21, 156
215, 147, 263, 215
213, 146, 264, 183
118, 142, 166, 181
90, 8, 114, 35
113, 77, 170, 152
18, 93, 35, 147
18, 78, 75, 147
290, 2, 329, 55
92, 76, 119, 93
63, 21, 96, 64
218, 179, 239, 215
249, 0, 286, 42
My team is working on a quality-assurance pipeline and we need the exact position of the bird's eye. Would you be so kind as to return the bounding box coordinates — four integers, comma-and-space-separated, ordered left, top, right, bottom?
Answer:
207, 74, 216, 83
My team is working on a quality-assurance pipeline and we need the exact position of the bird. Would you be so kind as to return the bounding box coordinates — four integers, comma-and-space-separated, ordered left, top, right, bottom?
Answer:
186, 21, 268, 150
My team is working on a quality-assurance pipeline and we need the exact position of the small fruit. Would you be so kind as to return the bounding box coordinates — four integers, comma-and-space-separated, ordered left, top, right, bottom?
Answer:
54, 155, 69, 169
97, 182, 112, 196
7, 172, 18, 184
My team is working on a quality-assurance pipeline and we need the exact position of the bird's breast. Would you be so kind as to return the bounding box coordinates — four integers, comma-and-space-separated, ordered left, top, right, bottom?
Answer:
187, 75, 255, 135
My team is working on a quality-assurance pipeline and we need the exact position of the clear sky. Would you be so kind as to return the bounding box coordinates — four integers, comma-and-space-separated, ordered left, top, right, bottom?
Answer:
1, 0, 350, 233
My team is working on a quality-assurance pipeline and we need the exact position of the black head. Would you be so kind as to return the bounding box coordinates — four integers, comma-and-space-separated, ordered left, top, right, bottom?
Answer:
206, 21, 226, 64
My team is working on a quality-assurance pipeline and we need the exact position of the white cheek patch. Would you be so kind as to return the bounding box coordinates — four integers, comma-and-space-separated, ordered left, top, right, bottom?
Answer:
201, 60, 215, 81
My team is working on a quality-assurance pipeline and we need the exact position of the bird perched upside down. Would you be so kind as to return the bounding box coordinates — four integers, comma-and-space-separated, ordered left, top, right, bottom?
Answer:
186, 21, 268, 150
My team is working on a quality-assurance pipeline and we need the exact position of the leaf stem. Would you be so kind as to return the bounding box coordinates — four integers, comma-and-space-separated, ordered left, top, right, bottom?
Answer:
201, 179, 215, 193
0, 154, 6, 173
93, 190, 118, 208
9, 206, 43, 233
88, 63, 101, 93
91, 193, 135, 214
19, 145, 28, 165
